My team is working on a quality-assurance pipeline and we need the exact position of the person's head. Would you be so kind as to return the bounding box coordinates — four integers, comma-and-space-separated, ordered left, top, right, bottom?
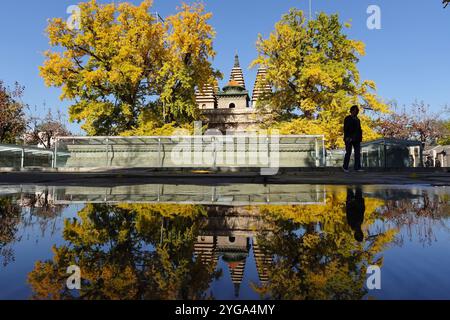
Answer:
350, 105, 359, 117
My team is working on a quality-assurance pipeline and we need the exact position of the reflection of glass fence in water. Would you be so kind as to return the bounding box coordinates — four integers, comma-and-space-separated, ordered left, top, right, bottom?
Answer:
2, 184, 447, 206
0, 184, 326, 206
0, 144, 53, 169
52, 184, 327, 205
54, 135, 326, 169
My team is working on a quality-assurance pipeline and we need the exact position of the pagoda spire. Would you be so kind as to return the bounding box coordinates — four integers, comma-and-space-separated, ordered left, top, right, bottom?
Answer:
229, 52, 246, 89
234, 52, 240, 68
234, 283, 241, 298
228, 259, 246, 298
251, 67, 272, 108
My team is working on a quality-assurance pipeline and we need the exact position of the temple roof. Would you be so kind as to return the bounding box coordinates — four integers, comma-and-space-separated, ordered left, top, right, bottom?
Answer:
219, 79, 248, 97
227, 80, 240, 87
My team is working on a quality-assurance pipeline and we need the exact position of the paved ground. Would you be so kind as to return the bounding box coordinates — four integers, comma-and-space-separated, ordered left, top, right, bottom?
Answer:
1, 168, 449, 186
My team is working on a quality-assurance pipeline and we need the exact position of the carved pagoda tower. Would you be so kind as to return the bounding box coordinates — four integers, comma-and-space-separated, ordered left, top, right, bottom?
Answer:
196, 53, 271, 132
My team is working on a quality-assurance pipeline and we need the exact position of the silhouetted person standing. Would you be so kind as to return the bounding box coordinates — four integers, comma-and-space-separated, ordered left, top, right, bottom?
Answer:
346, 186, 365, 242
343, 105, 363, 172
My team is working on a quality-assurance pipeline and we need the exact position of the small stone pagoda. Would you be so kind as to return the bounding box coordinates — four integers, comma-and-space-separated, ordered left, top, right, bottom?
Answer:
196, 54, 271, 132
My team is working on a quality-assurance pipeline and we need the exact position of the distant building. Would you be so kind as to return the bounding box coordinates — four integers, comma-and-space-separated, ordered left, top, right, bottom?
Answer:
196, 54, 271, 132
424, 145, 449, 167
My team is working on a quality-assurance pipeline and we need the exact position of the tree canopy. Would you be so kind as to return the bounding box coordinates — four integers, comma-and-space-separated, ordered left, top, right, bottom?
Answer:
252, 10, 388, 149
0, 81, 27, 144
377, 101, 447, 146
40, 0, 220, 136
26, 108, 71, 149
439, 120, 450, 145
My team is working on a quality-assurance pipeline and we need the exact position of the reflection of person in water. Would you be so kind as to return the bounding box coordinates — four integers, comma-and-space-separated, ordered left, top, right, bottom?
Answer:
346, 186, 366, 242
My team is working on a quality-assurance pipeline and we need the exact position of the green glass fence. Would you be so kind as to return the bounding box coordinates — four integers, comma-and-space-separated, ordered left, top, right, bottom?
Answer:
326, 139, 423, 168
0, 137, 424, 170
0, 144, 54, 169
361, 139, 423, 168
53, 135, 326, 169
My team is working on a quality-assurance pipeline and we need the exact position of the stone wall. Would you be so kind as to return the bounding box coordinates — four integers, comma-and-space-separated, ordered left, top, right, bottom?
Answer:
217, 95, 248, 110
202, 109, 260, 132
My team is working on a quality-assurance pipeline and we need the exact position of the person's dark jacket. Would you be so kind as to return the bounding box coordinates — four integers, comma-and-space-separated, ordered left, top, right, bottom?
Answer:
344, 115, 363, 143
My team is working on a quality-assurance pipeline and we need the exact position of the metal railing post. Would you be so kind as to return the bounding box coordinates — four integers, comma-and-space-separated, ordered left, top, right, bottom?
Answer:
105, 138, 110, 168
213, 136, 217, 169
420, 144, 424, 167
211, 186, 217, 202
315, 137, 320, 167
53, 138, 58, 169
21, 147, 25, 169
378, 145, 381, 167
158, 138, 162, 168
322, 136, 326, 167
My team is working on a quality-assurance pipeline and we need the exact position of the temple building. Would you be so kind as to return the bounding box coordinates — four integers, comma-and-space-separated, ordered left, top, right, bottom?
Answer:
196, 54, 271, 132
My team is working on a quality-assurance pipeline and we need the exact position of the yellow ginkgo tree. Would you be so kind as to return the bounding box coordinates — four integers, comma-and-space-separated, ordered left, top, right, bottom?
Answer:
252, 9, 389, 149
40, 0, 220, 136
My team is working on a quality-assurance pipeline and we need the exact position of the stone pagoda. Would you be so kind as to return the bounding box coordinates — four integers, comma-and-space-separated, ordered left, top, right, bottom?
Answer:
196, 54, 271, 132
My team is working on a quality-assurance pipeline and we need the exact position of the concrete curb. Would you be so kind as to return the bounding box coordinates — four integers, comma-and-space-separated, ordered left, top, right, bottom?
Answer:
1, 167, 449, 174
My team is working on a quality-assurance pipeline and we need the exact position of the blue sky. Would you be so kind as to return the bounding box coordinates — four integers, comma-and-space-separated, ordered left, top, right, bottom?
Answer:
0, 0, 449, 133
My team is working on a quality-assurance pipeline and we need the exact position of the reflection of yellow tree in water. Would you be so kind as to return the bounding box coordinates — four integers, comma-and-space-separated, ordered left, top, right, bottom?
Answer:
28, 203, 220, 300
254, 189, 397, 300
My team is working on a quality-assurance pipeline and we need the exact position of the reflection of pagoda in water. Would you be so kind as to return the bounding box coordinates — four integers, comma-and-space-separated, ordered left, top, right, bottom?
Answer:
253, 238, 271, 284
218, 234, 250, 298
194, 206, 273, 298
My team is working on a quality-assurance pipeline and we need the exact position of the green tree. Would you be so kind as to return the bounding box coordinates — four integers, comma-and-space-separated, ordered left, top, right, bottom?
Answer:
252, 10, 388, 149
40, 0, 220, 136
439, 120, 450, 145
